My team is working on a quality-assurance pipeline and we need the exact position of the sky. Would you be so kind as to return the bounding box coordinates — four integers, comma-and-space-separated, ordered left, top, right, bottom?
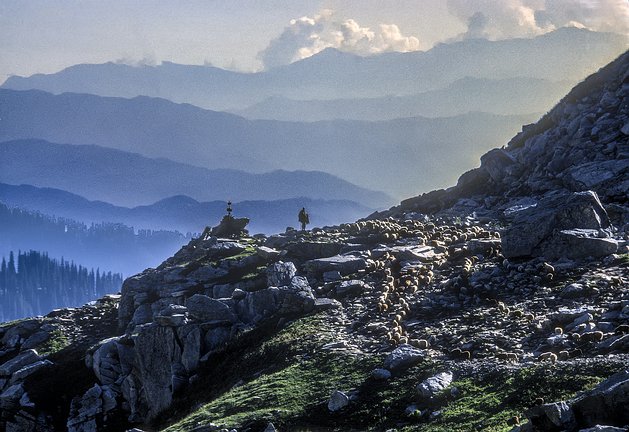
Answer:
1, 0, 628, 82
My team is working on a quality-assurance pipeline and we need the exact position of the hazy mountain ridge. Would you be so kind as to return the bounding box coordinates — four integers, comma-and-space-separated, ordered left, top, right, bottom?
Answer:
2, 28, 625, 111
230, 77, 568, 122
0, 139, 391, 208
0, 182, 375, 234
0, 93, 536, 198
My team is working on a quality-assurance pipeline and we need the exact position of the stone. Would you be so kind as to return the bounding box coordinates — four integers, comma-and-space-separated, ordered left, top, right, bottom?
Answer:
9, 360, 53, 384
0, 350, 41, 376
328, 390, 349, 412
323, 271, 342, 282
561, 283, 588, 299
0, 384, 24, 410
257, 246, 280, 260
209, 216, 249, 238
371, 368, 392, 380
263, 423, 278, 432
185, 295, 237, 323
267, 261, 297, 287
336, 280, 368, 297
305, 254, 367, 276
480, 148, 520, 183
204, 326, 232, 351
159, 304, 188, 316
231, 288, 247, 301
155, 314, 189, 327
542, 230, 618, 260
416, 372, 453, 399
132, 324, 177, 421
502, 191, 612, 259
21, 331, 51, 350
177, 325, 201, 373
314, 298, 342, 311
571, 370, 629, 427
578, 426, 628, 432
384, 344, 426, 372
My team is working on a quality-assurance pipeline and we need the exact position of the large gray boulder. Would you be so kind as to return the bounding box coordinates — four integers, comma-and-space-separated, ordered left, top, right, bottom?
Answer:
502, 191, 616, 259
267, 261, 297, 287
305, 254, 367, 276
235, 276, 315, 323
523, 370, 629, 431
416, 371, 454, 399
185, 295, 237, 323
0, 350, 41, 377
384, 344, 426, 372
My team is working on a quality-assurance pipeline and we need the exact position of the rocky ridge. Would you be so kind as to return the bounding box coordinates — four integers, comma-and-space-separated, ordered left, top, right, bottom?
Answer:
384, 50, 629, 227
0, 52, 628, 432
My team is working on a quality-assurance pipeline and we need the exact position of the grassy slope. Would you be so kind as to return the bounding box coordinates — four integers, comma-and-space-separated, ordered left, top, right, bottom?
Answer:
159, 311, 622, 432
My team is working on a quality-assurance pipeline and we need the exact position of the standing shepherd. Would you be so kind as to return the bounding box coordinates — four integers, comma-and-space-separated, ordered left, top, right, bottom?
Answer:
298, 207, 310, 231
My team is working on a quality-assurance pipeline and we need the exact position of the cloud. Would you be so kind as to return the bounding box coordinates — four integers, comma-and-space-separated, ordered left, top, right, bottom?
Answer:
447, 0, 629, 41
258, 10, 420, 69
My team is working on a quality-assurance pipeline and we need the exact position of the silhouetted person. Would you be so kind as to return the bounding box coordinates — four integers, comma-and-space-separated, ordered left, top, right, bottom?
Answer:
298, 207, 309, 231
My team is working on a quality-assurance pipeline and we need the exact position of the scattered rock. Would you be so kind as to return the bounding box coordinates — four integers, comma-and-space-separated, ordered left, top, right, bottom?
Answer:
416, 372, 454, 399
328, 390, 349, 412
384, 344, 426, 372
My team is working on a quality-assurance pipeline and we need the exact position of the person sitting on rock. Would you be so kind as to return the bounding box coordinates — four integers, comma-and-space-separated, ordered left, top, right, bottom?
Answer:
298, 207, 310, 231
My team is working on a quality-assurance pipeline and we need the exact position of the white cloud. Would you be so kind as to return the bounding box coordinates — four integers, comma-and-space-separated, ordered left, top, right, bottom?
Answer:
447, 0, 629, 41
258, 10, 420, 69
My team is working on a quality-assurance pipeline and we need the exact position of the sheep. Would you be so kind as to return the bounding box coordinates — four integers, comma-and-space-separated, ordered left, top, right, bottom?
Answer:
614, 324, 629, 335
451, 348, 471, 360
554, 327, 563, 335
537, 352, 557, 363
558, 350, 570, 361
580, 331, 604, 343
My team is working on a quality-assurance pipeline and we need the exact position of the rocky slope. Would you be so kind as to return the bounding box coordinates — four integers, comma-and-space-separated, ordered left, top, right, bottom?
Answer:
0, 53, 628, 432
384, 50, 629, 222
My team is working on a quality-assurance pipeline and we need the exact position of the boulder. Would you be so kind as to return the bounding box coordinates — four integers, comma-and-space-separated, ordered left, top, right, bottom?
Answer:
524, 370, 629, 431
328, 390, 349, 412
209, 216, 249, 238
305, 254, 367, 276
21, 331, 51, 350
416, 371, 454, 399
479, 148, 520, 183
336, 280, 368, 297
0, 350, 41, 377
0, 384, 24, 411
384, 344, 426, 372
9, 360, 53, 384
267, 261, 297, 287
502, 191, 613, 259
131, 324, 177, 421
578, 426, 628, 432
185, 295, 237, 323
371, 368, 392, 380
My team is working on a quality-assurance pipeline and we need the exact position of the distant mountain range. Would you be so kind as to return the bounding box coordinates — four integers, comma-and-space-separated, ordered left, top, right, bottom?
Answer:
0, 92, 536, 198
0, 182, 374, 234
230, 77, 572, 121
0, 139, 391, 208
2, 28, 625, 111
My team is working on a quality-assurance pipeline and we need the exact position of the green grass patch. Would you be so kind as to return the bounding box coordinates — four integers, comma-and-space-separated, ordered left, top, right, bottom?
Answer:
159, 314, 625, 432
405, 363, 618, 432
38, 329, 70, 356
161, 314, 380, 431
